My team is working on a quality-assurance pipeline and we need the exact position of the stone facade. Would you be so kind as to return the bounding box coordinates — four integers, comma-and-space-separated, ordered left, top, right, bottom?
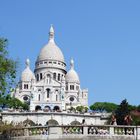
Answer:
1, 112, 107, 126
13, 25, 88, 111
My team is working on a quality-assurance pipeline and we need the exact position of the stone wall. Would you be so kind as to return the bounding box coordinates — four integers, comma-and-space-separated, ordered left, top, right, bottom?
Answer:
1, 112, 108, 125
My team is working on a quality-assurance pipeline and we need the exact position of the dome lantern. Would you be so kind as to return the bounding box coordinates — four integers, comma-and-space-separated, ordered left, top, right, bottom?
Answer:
49, 24, 55, 42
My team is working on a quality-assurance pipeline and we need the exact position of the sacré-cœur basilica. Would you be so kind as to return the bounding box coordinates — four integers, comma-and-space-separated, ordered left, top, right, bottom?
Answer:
12, 25, 88, 111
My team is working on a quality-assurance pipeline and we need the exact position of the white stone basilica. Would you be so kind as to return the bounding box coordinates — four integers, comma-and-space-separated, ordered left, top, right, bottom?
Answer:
13, 26, 88, 111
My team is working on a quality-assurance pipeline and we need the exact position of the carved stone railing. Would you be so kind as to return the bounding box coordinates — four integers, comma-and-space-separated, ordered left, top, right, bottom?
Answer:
48, 125, 138, 139
63, 126, 83, 134
88, 125, 110, 135
1, 125, 140, 139
114, 126, 134, 135
0, 126, 48, 138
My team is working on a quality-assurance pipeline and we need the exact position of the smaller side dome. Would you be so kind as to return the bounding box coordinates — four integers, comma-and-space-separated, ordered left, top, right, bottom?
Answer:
66, 59, 80, 83
21, 59, 35, 82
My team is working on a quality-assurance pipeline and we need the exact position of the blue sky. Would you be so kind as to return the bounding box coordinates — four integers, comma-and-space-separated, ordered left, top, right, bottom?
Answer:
0, 0, 140, 106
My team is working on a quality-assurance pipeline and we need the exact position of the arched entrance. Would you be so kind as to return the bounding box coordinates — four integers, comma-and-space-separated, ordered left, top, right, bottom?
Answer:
44, 105, 51, 112
46, 119, 59, 126
23, 119, 35, 126
53, 106, 60, 111
71, 120, 81, 125
35, 105, 41, 111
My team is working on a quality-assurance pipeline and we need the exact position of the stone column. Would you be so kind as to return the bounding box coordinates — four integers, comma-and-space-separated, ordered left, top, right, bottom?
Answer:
109, 126, 114, 135
83, 126, 88, 135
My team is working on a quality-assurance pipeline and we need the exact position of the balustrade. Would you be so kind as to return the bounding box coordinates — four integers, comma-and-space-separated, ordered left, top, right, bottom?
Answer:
1, 125, 139, 139
88, 126, 110, 135
114, 126, 134, 135
63, 126, 83, 134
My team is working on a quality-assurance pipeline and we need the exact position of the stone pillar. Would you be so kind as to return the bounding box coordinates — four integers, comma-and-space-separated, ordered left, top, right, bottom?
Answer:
24, 128, 29, 136
136, 126, 140, 139
48, 126, 63, 135
83, 126, 88, 135
109, 126, 114, 135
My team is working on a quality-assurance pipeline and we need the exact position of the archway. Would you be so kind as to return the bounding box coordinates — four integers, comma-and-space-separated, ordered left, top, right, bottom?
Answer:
35, 105, 42, 111
71, 120, 81, 125
23, 119, 35, 126
46, 119, 59, 126
44, 105, 51, 111
53, 106, 60, 111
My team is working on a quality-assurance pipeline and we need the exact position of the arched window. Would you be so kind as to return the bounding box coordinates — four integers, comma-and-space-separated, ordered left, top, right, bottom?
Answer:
46, 88, 50, 98
53, 73, 56, 80
58, 73, 60, 81
40, 73, 42, 80
38, 94, 40, 101
24, 84, 28, 89
47, 74, 51, 84
70, 85, 74, 90
37, 74, 39, 81
66, 85, 68, 90
56, 95, 58, 101
76, 86, 79, 90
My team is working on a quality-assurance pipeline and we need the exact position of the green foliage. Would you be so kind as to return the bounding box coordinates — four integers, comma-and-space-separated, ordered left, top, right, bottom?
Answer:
69, 107, 76, 112
0, 94, 29, 110
131, 114, 140, 125
76, 106, 88, 113
91, 99, 140, 125
90, 102, 118, 112
115, 99, 130, 125
128, 104, 137, 112
137, 105, 140, 112
0, 38, 17, 95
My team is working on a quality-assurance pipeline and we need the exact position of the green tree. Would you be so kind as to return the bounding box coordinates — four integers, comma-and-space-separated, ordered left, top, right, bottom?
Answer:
76, 106, 88, 113
0, 38, 29, 111
90, 102, 118, 113
115, 99, 130, 125
76, 106, 84, 112
0, 38, 17, 95
137, 105, 140, 112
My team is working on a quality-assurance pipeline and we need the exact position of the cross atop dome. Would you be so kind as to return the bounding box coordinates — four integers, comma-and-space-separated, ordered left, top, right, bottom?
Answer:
49, 24, 55, 42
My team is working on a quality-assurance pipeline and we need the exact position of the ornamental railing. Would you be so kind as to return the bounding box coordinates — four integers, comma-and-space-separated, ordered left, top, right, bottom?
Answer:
0, 125, 140, 139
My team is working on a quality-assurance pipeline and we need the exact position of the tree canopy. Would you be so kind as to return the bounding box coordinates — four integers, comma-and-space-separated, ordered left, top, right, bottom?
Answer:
115, 99, 130, 125
90, 102, 118, 113
0, 94, 29, 110
90, 99, 140, 125
0, 38, 29, 110
0, 38, 17, 95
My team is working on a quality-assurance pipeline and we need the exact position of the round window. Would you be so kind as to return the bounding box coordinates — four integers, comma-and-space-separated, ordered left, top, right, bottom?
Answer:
23, 96, 28, 101
69, 97, 74, 102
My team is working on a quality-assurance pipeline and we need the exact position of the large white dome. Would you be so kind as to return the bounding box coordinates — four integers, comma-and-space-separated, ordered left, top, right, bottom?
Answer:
37, 41, 64, 62
21, 59, 35, 82
37, 25, 65, 63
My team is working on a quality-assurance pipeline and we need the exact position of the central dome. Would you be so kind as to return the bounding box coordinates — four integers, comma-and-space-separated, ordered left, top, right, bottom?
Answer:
37, 41, 64, 62
37, 26, 65, 63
